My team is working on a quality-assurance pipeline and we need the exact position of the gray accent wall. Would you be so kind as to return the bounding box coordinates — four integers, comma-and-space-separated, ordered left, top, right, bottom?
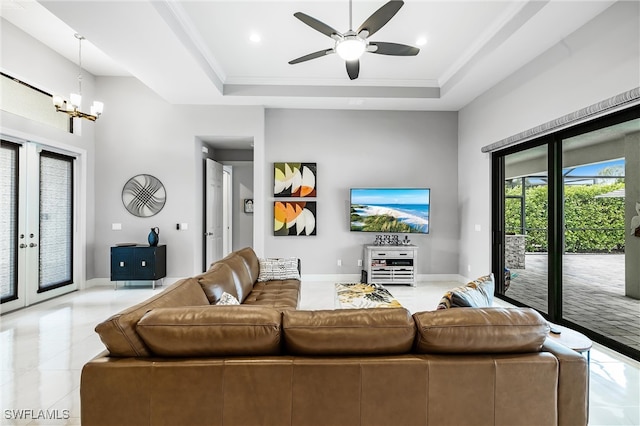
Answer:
264, 109, 459, 275
457, 1, 640, 279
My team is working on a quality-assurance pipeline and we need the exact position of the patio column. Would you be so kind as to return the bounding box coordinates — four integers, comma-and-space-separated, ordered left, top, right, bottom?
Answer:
626, 132, 640, 299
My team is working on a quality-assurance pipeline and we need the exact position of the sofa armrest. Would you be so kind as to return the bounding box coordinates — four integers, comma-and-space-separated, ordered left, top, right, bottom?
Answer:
542, 338, 589, 426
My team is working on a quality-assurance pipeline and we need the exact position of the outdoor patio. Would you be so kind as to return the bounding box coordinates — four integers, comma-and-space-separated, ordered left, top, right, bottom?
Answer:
506, 253, 640, 353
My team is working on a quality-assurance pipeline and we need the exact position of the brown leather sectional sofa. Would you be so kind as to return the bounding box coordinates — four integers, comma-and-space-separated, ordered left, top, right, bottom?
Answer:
82, 247, 588, 426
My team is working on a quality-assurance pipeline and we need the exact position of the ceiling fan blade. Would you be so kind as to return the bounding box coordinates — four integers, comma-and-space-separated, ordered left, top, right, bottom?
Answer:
368, 42, 419, 56
294, 12, 341, 39
346, 60, 360, 80
357, 1, 404, 38
289, 49, 334, 65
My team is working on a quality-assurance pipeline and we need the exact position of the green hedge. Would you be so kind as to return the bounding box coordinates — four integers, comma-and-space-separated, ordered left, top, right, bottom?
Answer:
505, 182, 625, 253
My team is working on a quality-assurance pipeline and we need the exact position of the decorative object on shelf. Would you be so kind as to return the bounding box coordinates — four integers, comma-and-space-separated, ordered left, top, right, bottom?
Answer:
52, 34, 104, 121
402, 235, 411, 245
274, 201, 316, 236
122, 174, 166, 217
274, 162, 316, 197
373, 234, 400, 245
244, 199, 254, 213
631, 201, 640, 237
148, 227, 160, 247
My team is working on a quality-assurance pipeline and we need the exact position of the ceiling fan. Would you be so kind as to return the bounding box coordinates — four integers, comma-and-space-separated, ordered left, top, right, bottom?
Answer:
288, 0, 419, 80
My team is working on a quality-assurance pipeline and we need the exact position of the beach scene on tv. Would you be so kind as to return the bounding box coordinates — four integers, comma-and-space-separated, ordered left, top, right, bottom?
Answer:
350, 188, 430, 233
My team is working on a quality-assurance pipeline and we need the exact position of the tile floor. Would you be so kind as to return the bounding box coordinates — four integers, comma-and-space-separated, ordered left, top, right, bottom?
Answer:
1, 280, 639, 425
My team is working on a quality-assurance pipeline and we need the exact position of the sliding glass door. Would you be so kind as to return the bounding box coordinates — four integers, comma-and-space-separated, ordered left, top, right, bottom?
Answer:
492, 108, 640, 360
500, 145, 549, 315
1, 140, 77, 313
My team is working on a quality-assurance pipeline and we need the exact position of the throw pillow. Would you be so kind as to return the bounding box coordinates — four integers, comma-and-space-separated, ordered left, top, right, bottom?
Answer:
257, 258, 300, 282
216, 291, 240, 305
436, 273, 495, 309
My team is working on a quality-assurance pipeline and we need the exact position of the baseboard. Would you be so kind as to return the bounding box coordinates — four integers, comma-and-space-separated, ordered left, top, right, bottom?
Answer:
84, 278, 111, 289
302, 274, 361, 282
84, 277, 181, 289
87, 274, 467, 287
302, 274, 467, 283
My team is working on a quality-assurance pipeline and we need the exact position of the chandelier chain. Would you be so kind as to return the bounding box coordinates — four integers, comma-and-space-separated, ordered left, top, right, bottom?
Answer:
76, 33, 84, 97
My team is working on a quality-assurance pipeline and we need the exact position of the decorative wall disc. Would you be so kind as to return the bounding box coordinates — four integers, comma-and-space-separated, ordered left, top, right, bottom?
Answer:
122, 174, 166, 217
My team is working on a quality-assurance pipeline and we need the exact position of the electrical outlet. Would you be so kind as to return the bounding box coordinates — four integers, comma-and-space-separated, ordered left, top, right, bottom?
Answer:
112, 223, 122, 231
357, 259, 362, 267
337, 259, 342, 266
467, 264, 471, 272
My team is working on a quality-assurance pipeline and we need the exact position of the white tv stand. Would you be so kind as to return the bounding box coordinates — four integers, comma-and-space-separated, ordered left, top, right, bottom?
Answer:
363, 244, 417, 286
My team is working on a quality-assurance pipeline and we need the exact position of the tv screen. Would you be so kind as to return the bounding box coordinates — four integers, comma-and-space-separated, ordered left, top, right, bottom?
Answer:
350, 188, 430, 234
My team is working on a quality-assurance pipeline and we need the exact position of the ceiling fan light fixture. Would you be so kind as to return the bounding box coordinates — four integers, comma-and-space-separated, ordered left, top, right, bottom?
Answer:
336, 35, 366, 61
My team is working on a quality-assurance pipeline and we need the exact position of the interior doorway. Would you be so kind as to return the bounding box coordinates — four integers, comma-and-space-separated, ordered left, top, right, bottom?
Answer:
200, 137, 254, 271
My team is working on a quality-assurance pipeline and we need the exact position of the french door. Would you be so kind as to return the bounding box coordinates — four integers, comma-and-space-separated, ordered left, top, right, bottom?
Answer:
1, 140, 77, 313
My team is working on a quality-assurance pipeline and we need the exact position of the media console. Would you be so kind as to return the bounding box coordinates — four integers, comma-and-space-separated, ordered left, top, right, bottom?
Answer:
363, 244, 417, 286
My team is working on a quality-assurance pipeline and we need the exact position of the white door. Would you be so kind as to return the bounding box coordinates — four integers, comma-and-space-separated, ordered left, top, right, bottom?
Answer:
222, 165, 233, 257
1, 140, 78, 313
204, 159, 224, 270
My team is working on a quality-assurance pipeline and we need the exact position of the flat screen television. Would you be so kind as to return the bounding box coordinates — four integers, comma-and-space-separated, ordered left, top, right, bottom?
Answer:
350, 188, 430, 234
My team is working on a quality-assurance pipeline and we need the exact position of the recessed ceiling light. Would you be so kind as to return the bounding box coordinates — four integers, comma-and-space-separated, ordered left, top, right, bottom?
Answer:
249, 33, 261, 43
416, 36, 428, 46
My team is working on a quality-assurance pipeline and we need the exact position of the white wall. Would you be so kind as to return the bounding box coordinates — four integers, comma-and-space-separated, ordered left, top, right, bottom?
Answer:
93, 77, 264, 278
458, 1, 640, 278
1, 19, 97, 284
264, 109, 459, 276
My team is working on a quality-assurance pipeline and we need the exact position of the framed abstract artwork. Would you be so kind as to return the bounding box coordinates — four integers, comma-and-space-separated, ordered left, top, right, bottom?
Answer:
274, 162, 316, 197
121, 174, 166, 217
274, 201, 316, 236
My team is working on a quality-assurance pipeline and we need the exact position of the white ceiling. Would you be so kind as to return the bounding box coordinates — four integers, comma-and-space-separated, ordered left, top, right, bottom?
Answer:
1, 0, 617, 111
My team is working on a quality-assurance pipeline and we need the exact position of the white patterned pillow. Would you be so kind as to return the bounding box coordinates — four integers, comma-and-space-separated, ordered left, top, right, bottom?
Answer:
257, 258, 300, 282
215, 292, 240, 305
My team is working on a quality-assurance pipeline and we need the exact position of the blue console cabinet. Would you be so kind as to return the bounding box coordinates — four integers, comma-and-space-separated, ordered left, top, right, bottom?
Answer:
110, 245, 166, 289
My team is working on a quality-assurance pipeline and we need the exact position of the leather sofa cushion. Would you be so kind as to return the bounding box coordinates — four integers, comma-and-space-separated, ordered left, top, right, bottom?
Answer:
413, 307, 549, 354
244, 280, 301, 310
283, 308, 415, 355
196, 262, 239, 304
215, 252, 255, 303
137, 306, 282, 357
235, 247, 261, 283
95, 277, 209, 357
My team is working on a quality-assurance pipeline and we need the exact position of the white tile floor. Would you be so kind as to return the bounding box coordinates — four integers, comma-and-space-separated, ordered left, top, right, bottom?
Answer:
1, 280, 638, 425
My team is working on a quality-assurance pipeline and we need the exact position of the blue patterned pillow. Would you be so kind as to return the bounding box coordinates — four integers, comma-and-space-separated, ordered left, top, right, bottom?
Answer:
437, 274, 494, 309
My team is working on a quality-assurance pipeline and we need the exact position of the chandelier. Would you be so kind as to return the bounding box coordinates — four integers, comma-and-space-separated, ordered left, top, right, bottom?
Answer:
52, 34, 103, 121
